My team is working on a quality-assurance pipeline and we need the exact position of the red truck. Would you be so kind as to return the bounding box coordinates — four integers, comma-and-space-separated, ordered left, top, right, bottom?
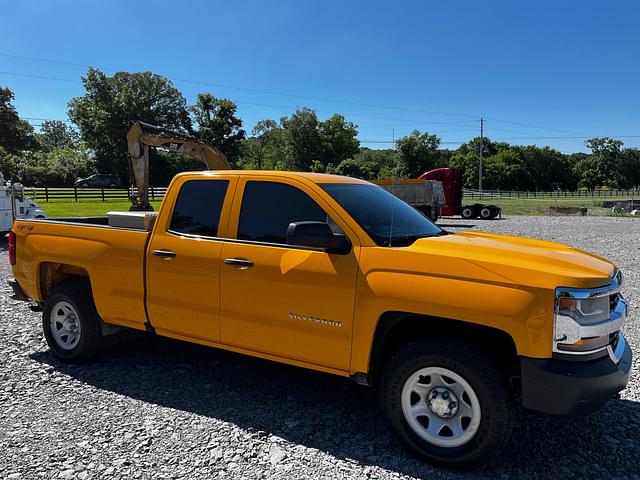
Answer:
420, 168, 501, 220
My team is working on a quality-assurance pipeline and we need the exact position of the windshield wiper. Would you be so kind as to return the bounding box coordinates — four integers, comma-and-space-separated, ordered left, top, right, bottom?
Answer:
383, 230, 451, 246
383, 234, 432, 247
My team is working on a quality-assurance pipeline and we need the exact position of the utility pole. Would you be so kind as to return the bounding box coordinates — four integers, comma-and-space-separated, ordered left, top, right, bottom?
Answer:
479, 117, 484, 199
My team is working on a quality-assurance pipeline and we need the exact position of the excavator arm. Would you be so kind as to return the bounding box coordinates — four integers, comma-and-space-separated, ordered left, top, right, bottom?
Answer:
127, 121, 230, 210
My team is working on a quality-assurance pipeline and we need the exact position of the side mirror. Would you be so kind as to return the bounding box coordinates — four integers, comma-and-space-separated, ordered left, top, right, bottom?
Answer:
287, 221, 350, 254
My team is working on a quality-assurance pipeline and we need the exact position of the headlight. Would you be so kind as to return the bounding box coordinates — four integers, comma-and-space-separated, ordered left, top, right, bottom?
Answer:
553, 271, 626, 357
556, 295, 610, 325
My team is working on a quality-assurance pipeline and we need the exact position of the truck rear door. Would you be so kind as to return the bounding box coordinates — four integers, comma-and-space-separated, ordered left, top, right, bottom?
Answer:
146, 176, 236, 341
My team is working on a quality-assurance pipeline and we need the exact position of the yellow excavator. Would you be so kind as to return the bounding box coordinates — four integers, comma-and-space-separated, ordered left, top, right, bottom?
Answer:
127, 121, 230, 211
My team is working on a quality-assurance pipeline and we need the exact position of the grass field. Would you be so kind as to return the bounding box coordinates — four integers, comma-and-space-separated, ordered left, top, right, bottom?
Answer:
487, 196, 637, 215
40, 200, 163, 217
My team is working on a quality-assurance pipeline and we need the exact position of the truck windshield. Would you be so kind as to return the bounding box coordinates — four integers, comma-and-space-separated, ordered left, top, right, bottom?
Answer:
320, 183, 445, 246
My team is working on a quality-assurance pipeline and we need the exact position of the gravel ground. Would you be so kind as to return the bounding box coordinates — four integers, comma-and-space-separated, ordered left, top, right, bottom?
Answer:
1, 216, 639, 480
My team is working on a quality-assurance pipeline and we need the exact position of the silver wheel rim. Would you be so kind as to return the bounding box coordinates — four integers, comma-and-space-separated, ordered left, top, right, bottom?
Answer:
401, 366, 481, 448
49, 301, 81, 350
481, 208, 491, 218
463, 208, 473, 218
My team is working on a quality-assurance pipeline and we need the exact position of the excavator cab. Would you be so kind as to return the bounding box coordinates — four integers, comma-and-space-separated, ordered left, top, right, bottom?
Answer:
127, 121, 230, 211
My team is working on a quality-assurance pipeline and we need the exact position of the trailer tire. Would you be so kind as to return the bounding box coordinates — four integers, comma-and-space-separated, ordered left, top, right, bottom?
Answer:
479, 207, 492, 219
42, 279, 103, 362
379, 338, 514, 468
461, 207, 476, 219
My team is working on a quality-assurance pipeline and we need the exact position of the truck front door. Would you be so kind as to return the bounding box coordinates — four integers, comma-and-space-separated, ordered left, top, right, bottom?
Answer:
146, 177, 235, 341
219, 178, 359, 371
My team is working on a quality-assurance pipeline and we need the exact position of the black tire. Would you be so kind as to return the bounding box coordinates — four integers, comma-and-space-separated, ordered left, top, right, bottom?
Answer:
379, 338, 514, 468
42, 279, 103, 362
461, 206, 476, 219
479, 207, 492, 219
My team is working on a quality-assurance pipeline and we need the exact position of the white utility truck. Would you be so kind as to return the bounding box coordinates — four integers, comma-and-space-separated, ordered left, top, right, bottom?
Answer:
0, 172, 47, 233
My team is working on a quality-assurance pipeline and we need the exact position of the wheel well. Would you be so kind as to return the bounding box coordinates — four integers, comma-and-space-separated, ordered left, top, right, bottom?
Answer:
39, 262, 90, 300
368, 312, 520, 389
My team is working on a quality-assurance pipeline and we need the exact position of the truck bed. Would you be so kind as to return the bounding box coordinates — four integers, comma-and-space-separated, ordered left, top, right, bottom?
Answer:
11, 215, 151, 331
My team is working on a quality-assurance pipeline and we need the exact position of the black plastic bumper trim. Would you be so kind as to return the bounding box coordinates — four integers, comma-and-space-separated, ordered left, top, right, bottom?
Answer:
520, 339, 632, 416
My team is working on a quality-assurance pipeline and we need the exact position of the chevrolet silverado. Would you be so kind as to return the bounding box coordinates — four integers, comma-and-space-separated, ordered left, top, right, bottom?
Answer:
8, 170, 632, 467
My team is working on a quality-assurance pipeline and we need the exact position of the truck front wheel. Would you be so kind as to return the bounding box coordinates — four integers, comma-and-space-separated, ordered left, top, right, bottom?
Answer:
42, 280, 103, 362
379, 339, 514, 468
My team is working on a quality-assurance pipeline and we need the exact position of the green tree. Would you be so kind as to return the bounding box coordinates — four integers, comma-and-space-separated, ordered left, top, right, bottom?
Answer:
189, 93, 246, 165
449, 150, 480, 188
238, 120, 291, 170
513, 145, 578, 191
36, 120, 79, 152
318, 114, 359, 170
395, 130, 440, 178
68, 68, 190, 183
618, 148, 640, 189
580, 137, 624, 188
280, 108, 323, 171
0, 87, 34, 152
483, 150, 530, 190
2, 146, 95, 186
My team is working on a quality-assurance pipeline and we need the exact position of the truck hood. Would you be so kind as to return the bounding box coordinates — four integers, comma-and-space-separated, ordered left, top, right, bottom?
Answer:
391, 231, 615, 290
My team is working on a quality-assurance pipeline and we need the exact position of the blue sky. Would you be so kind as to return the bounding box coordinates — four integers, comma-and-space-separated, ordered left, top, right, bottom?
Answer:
1, 0, 639, 152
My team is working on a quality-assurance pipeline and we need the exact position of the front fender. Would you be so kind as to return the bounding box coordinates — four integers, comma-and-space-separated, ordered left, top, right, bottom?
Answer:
350, 269, 555, 374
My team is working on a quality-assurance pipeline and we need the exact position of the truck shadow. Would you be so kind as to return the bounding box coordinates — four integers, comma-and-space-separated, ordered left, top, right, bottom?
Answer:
30, 331, 639, 479
0, 237, 7, 251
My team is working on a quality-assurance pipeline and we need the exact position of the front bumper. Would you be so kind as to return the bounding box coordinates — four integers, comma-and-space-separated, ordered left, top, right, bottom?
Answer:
520, 332, 632, 416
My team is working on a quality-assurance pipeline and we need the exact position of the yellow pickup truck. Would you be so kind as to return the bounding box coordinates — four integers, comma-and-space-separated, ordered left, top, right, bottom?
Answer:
8, 170, 632, 467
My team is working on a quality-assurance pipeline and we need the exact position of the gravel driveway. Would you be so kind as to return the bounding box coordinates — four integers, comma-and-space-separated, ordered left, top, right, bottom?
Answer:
1, 216, 639, 480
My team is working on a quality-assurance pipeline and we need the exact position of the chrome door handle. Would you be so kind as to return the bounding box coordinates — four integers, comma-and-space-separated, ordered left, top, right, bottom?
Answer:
152, 249, 177, 259
224, 258, 254, 268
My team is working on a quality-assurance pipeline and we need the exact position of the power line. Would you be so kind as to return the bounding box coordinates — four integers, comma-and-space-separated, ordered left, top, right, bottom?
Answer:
484, 116, 584, 136
0, 52, 481, 119
0, 70, 479, 127
4, 51, 629, 139
1, 57, 636, 146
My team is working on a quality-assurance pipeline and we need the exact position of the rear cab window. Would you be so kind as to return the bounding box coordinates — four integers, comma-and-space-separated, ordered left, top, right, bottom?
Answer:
169, 179, 229, 237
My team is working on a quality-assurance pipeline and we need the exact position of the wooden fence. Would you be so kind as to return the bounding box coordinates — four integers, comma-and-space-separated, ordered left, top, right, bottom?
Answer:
28, 187, 168, 203
24, 185, 640, 203
463, 188, 640, 199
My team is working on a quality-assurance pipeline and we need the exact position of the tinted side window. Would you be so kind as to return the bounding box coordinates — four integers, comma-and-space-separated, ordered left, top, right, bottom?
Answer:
170, 180, 229, 236
238, 181, 327, 244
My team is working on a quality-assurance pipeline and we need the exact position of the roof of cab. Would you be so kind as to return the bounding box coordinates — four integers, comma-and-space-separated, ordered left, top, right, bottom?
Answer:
175, 170, 371, 185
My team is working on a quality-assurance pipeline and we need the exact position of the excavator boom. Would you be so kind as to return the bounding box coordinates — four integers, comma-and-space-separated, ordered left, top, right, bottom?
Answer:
127, 121, 230, 210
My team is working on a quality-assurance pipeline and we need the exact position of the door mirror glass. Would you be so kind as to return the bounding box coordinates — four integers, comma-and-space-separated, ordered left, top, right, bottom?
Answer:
287, 221, 350, 254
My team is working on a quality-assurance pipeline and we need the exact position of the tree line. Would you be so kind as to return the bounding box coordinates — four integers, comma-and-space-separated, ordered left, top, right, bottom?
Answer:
1, 69, 639, 190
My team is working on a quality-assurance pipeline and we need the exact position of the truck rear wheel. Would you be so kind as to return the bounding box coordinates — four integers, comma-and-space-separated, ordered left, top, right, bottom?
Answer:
379, 339, 514, 468
461, 206, 476, 219
480, 207, 492, 219
42, 279, 103, 362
